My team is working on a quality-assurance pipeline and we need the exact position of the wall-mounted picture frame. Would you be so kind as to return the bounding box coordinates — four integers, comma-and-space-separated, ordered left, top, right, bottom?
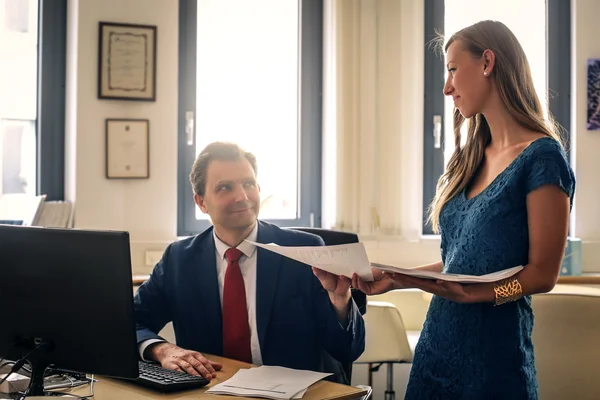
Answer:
98, 22, 157, 101
587, 58, 600, 130
105, 119, 150, 179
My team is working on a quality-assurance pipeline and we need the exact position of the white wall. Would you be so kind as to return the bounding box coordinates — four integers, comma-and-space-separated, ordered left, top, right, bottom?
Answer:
65, 0, 600, 274
66, 0, 179, 272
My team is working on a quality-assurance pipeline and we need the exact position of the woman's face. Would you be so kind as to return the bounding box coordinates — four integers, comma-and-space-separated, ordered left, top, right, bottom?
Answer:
443, 41, 491, 118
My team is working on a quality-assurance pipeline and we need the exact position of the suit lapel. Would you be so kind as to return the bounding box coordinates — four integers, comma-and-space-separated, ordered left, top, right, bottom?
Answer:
194, 232, 223, 354
255, 222, 283, 352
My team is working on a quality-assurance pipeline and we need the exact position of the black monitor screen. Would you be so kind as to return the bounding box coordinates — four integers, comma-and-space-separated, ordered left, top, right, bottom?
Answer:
0, 225, 139, 395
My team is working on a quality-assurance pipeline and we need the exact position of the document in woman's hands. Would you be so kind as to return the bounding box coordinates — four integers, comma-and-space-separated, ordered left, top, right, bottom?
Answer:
370, 263, 524, 283
245, 240, 522, 284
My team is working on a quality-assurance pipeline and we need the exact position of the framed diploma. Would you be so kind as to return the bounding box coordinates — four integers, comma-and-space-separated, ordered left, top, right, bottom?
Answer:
105, 119, 150, 179
98, 22, 157, 101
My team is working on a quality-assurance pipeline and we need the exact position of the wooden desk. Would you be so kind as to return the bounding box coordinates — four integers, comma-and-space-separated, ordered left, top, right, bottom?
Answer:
70, 355, 366, 400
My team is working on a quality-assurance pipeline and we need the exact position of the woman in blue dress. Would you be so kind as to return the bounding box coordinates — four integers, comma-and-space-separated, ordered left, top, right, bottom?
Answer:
353, 20, 575, 399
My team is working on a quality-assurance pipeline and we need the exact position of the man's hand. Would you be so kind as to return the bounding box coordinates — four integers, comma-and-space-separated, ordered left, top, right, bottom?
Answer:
148, 342, 222, 379
352, 269, 400, 296
312, 267, 352, 321
312, 267, 351, 296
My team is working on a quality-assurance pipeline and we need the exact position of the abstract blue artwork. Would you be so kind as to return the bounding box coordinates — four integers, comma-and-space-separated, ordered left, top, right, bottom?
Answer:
587, 58, 600, 130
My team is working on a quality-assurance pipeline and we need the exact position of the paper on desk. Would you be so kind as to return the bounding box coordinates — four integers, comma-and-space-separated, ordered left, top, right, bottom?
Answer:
246, 240, 374, 281
206, 365, 332, 399
371, 263, 524, 283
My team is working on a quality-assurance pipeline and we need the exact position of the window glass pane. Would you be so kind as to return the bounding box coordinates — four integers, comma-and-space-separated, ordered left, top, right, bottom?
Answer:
443, 0, 547, 168
1, 120, 36, 194
0, 0, 38, 197
195, 0, 299, 220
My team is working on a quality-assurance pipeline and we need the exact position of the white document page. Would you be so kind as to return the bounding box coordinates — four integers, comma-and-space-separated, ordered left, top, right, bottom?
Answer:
371, 263, 524, 283
246, 240, 374, 281
206, 366, 332, 399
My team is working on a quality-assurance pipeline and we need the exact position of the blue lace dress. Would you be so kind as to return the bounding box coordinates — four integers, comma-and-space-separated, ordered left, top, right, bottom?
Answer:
405, 137, 575, 400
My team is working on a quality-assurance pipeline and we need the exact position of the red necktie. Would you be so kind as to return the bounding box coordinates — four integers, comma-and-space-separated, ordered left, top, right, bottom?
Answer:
222, 248, 252, 363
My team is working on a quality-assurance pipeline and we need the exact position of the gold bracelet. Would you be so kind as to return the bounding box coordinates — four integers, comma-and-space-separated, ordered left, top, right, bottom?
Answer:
493, 276, 523, 306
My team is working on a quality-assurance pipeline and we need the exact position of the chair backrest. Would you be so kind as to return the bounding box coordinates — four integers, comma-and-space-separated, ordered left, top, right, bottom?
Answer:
356, 301, 413, 364
369, 289, 431, 331
531, 286, 600, 400
285, 227, 366, 385
285, 227, 368, 315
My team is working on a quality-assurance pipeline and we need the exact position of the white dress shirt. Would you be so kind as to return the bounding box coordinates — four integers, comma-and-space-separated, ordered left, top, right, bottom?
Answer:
213, 223, 262, 365
139, 224, 263, 365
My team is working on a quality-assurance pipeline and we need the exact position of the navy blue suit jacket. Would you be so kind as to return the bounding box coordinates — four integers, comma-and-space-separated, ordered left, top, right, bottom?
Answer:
133, 221, 365, 372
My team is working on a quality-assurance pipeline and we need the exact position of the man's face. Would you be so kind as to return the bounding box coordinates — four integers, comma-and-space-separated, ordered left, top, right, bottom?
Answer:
194, 158, 260, 231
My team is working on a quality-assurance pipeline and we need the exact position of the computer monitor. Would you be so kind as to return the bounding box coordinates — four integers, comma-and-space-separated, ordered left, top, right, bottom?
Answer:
0, 225, 139, 397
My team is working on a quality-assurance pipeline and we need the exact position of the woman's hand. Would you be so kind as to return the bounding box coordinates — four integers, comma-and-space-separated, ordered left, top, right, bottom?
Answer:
352, 268, 478, 303
391, 274, 473, 303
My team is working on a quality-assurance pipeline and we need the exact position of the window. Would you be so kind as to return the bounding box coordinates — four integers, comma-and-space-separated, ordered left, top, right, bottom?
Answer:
178, 0, 323, 236
422, 0, 571, 234
0, 0, 37, 197
0, 0, 66, 200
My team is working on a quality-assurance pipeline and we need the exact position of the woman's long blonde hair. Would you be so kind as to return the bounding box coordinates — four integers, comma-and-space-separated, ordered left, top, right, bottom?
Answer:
427, 20, 563, 233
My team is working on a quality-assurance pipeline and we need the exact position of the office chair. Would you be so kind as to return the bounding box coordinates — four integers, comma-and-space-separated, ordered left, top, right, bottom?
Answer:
355, 301, 414, 400
286, 227, 368, 386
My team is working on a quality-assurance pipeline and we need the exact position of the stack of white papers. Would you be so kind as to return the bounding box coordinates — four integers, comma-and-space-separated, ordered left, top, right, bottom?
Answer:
371, 263, 523, 283
246, 240, 523, 284
206, 366, 331, 399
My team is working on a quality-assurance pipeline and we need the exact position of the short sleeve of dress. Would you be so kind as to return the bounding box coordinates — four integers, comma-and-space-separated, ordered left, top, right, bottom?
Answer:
526, 140, 575, 208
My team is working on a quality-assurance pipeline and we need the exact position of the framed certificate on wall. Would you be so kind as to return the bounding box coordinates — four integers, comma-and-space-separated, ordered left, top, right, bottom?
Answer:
98, 22, 157, 101
105, 119, 150, 179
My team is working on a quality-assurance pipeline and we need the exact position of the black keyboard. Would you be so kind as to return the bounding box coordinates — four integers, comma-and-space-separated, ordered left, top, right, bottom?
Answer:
131, 361, 210, 392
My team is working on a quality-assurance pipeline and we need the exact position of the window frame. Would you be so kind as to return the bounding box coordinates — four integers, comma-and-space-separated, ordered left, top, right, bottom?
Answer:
37, 0, 67, 200
422, 0, 571, 235
177, 0, 323, 236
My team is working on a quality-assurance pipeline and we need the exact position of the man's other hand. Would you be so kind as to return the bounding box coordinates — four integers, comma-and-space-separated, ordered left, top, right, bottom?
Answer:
148, 342, 222, 379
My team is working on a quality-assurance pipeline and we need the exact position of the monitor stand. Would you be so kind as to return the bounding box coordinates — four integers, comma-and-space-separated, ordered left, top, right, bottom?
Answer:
11, 338, 56, 398
25, 357, 50, 397
20, 358, 80, 398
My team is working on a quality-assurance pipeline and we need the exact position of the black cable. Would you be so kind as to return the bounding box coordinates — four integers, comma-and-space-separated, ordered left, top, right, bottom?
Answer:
0, 362, 23, 385
0, 341, 47, 385
11, 371, 95, 400
17, 375, 97, 400
1, 343, 94, 399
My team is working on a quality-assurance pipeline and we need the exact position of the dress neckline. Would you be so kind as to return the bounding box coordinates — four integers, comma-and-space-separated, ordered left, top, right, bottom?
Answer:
463, 136, 554, 202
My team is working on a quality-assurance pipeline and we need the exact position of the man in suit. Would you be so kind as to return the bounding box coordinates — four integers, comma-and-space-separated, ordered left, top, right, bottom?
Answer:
134, 141, 365, 380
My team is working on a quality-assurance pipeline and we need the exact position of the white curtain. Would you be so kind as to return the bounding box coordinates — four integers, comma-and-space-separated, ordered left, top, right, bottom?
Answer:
327, 0, 416, 237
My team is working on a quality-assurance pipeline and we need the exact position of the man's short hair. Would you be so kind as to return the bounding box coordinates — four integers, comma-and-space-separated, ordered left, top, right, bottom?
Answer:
189, 141, 258, 196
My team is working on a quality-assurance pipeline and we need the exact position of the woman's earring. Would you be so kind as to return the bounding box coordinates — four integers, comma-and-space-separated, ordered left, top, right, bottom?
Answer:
484, 71, 488, 76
